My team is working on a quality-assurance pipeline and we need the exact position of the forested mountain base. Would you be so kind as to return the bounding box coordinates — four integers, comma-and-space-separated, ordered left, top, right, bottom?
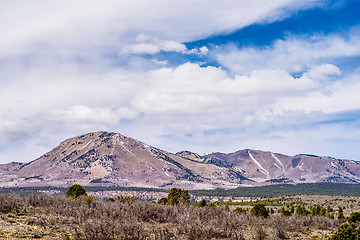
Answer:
0, 193, 341, 240
2, 183, 360, 199
191, 183, 360, 198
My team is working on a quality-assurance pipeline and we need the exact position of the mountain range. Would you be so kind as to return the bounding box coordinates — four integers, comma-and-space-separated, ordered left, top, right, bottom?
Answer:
1, 131, 360, 189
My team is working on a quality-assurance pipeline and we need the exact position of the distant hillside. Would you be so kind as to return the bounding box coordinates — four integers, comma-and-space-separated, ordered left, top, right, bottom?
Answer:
191, 183, 360, 198
1, 131, 360, 189
2, 183, 360, 198
201, 149, 360, 184
0, 131, 245, 189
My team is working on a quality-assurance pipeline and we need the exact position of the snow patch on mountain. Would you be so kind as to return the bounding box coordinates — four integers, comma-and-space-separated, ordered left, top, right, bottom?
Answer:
248, 150, 270, 178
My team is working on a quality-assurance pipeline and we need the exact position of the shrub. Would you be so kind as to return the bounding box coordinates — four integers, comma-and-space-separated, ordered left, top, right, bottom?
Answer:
251, 203, 269, 218
85, 196, 94, 204
0, 192, 342, 239
255, 226, 267, 240
295, 205, 309, 216
311, 204, 327, 216
349, 212, 360, 223
233, 207, 247, 214
66, 184, 86, 198
329, 222, 360, 240
280, 207, 292, 217
117, 195, 135, 203
270, 208, 275, 214
0, 194, 23, 213
225, 204, 230, 212
158, 197, 168, 205
105, 198, 115, 202
167, 188, 189, 205
195, 199, 207, 207
338, 206, 345, 220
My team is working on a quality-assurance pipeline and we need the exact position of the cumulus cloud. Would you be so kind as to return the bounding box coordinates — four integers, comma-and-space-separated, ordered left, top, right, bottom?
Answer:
275, 72, 360, 114
302, 63, 341, 81
0, 58, 349, 163
187, 46, 209, 55
1, 0, 359, 163
132, 63, 340, 115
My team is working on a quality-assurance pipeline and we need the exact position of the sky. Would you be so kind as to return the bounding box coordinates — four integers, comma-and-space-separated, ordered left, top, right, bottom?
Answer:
1, 0, 360, 164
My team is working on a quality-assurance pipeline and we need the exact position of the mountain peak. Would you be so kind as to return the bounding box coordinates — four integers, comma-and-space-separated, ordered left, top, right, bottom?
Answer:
0, 131, 247, 189
1, 131, 360, 189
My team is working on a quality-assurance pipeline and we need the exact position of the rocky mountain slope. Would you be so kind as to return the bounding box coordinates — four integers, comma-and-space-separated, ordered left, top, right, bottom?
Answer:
0, 132, 244, 189
201, 150, 360, 184
1, 131, 360, 189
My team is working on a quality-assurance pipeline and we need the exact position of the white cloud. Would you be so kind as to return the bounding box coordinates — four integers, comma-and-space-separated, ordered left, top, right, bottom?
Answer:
199, 46, 209, 55
240, 121, 360, 160
0, 120, 31, 146
0, 0, 320, 58
215, 30, 360, 74
187, 46, 209, 55
1, 0, 359, 163
0, 58, 348, 162
302, 63, 341, 81
120, 38, 187, 55
45, 105, 138, 127
132, 62, 339, 115
120, 35, 210, 56
275, 72, 360, 114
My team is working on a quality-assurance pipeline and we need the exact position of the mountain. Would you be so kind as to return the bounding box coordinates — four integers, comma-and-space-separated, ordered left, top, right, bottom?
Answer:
0, 132, 245, 189
1, 131, 360, 189
202, 150, 360, 184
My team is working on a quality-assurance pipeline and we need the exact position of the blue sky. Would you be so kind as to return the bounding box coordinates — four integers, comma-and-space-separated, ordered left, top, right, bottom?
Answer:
1, 0, 360, 163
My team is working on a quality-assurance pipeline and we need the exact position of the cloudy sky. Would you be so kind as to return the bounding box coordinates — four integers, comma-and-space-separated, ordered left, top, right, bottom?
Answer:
1, 0, 360, 164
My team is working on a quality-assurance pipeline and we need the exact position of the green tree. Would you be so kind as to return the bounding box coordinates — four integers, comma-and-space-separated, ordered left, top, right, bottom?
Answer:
66, 184, 86, 198
329, 222, 360, 240
310, 204, 327, 216
167, 188, 190, 205
270, 208, 275, 214
251, 203, 269, 218
117, 195, 135, 203
280, 207, 292, 217
158, 197, 168, 205
327, 205, 334, 213
295, 205, 309, 216
338, 206, 345, 220
233, 207, 247, 214
196, 199, 207, 207
349, 212, 360, 223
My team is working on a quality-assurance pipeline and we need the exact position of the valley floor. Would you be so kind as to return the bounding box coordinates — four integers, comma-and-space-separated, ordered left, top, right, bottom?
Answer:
0, 193, 352, 240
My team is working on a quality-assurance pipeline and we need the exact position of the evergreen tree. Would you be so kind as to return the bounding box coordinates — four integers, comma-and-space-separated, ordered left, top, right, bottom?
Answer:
66, 184, 86, 198
158, 197, 168, 205
167, 188, 190, 205
349, 212, 360, 223
196, 199, 207, 207
295, 205, 309, 216
338, 206, 345, 220
251, 203, 269, 218
329, 222, 360, 240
